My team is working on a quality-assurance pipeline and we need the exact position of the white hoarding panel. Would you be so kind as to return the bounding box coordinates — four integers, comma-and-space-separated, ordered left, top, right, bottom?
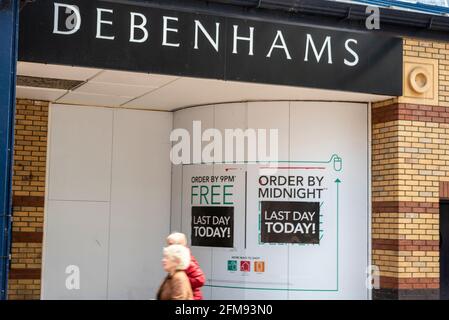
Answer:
173, 101, 369, 299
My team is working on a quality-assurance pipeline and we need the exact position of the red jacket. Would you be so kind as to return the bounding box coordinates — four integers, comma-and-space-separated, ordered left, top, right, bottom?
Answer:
185, 254, 205, 300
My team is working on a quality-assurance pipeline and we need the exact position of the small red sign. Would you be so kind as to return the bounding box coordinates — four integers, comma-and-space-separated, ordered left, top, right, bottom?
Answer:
240, 260, 251, 272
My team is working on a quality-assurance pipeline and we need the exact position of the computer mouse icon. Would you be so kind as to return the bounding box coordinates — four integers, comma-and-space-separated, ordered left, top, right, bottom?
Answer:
333, 156, 342, 172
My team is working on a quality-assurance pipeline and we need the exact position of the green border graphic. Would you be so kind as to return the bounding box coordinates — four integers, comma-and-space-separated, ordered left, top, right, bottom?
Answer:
183, 154, 342, 292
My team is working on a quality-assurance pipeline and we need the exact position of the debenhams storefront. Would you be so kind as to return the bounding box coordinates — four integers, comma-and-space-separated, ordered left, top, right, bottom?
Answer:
6, 0, 449, 300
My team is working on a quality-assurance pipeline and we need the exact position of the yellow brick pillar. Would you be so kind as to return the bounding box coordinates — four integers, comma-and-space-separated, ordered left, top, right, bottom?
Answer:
372, 39, 449, 299
7, 99, 48, 300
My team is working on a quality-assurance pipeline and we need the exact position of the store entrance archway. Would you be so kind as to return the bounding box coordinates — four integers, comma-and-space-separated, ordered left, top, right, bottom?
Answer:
16, 62, 389, 300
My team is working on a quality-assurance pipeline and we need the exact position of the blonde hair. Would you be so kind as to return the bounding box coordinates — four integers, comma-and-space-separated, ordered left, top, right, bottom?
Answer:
163, 244, 191, 270
167, 232, 187, 246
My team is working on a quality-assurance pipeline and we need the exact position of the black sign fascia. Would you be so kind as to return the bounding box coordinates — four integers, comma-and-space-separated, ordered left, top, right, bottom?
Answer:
19, 0, 403, 96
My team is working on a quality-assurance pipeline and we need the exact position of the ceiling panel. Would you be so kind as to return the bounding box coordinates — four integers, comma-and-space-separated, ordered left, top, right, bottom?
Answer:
74, 82, 155, 98
16, 86, 67, 101
17, 62, 392, 111
57, 92, 132, 107
18, 62, 101, 81
123, 77, 390, 110
91, 70, 178, 87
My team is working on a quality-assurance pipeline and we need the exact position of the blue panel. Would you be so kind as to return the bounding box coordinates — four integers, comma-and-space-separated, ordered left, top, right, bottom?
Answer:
0, 0, 19, 300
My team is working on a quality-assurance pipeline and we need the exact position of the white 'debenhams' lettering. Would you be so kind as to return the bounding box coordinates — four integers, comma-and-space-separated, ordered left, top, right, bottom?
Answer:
52, 2, 360, 66
53, 3, 81, 35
